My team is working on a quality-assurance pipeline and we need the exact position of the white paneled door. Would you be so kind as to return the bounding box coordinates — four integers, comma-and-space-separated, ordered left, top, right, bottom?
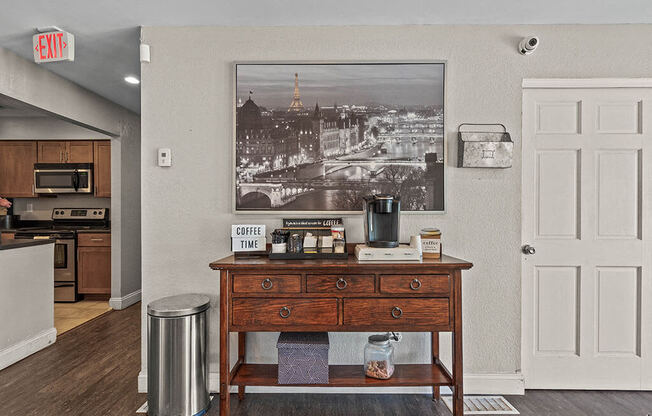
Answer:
522, 82, 652, 389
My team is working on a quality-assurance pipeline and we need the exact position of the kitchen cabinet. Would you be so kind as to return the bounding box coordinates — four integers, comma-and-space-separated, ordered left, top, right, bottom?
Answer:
67, 141, 94, 163
78, 233, 111, 294
93, 141, 111, 197
38, 141, 93, 163
37, 141, 67, 163
0, 141, 37, 197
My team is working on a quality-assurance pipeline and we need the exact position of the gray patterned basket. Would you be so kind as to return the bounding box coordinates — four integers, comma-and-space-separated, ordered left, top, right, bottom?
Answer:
276, 332, 329, 384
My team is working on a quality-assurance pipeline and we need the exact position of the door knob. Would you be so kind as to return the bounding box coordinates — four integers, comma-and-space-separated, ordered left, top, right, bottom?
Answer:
522, 244, 536, 255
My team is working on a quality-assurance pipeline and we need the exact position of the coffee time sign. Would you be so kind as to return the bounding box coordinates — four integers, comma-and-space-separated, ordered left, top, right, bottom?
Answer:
33, 31, 75, 63
231, 224, 266, 252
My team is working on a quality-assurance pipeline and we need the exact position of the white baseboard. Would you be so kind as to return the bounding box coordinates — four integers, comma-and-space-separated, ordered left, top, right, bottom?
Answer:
138, 371, 524, 396
138, 371, 147, 392
109, 289, 141, 310
0, 327, 57, 371
464, 373, 524, 395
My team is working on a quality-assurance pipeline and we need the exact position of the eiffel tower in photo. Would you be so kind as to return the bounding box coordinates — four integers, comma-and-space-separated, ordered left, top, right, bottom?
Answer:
287, 73, 305, 112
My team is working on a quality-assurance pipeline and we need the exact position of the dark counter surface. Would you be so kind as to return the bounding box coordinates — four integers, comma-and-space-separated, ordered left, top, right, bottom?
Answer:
0, 238, 55, 251
1, 227, 110, 233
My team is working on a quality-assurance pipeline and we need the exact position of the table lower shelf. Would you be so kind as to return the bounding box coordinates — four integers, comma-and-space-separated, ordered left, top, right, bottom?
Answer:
231, 363, 453, 387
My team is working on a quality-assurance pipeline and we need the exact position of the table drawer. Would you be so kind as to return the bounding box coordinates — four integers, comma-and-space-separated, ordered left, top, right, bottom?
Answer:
77, 233, 111, 247
307, 274, 374, 293
232, 274, 301, 294
343, 298, 450, 328
379, 274, 450, 295
232, 298, 338, 327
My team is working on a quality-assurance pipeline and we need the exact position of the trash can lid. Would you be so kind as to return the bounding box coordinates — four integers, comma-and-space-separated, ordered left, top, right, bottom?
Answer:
147, 294, 211, 317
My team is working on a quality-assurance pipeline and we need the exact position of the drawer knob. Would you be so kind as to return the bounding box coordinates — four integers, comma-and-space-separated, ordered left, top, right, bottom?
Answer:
410, 278, 422, 290
279, 306, 291, 318
261, 278, 273, 290
391, 306, 403, 319
336, 278, 348, 290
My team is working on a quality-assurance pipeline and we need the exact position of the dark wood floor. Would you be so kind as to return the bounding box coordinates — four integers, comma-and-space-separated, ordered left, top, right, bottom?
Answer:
0, 302, 143, 416
1, 302, 650, 415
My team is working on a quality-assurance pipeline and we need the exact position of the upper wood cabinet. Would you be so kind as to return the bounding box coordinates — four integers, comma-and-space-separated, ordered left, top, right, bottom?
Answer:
94, 141, 111, 197
37, 141, 67, 163
0, 141, 37, 197
38, 141, 93, 163
68, 141, 94, 163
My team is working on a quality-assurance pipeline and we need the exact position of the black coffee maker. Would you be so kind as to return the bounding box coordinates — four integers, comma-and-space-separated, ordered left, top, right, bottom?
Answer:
363, 194, 400, 248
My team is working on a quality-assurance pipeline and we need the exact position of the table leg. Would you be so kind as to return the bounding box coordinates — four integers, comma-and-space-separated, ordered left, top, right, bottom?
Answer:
431, 331, 440, 401
238, 332, 246, 401
452, 270, 464, 416
219, 270, 230, 415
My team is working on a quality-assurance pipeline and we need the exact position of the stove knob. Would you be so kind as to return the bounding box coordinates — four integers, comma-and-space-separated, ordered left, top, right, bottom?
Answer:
93, 211, 98, 215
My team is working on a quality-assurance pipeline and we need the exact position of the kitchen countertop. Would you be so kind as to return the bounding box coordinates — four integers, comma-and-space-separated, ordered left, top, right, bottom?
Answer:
1, 228, 110, 233
0, 239, 54, 251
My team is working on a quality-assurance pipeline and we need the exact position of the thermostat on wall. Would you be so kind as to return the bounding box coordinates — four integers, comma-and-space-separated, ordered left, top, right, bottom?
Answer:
158, 148, 171, 167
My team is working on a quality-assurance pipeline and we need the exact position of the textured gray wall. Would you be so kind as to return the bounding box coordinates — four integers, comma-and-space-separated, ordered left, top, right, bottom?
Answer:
139, 24, 652, 389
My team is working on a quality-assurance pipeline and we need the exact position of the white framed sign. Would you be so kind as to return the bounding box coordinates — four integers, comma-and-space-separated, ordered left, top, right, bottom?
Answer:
231, 224, 266, 252
33, 31, 75, 63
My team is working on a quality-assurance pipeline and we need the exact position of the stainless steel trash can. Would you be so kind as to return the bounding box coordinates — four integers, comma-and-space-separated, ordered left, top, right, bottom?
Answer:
148, 294, 210, 416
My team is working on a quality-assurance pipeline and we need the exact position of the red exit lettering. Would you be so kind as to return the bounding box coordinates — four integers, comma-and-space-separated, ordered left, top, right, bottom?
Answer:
34, 31, 70, 62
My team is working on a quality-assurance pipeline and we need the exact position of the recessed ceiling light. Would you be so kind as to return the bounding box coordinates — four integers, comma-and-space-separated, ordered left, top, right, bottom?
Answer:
124, 76, 140, 85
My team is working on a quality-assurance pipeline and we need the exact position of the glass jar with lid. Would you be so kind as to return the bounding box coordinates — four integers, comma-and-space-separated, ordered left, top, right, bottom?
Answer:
364, 334, 395, 379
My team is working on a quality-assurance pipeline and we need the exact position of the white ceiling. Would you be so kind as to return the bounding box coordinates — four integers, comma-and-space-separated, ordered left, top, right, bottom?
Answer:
1, 0, 651, 114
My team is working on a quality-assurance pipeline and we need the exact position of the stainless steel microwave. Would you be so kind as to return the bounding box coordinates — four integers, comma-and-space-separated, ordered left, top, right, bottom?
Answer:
34, 163, 93, 194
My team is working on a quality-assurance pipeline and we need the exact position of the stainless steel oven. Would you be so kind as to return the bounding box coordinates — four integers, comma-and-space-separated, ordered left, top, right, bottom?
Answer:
34, 163, 93, 194
53, 235, 76, 301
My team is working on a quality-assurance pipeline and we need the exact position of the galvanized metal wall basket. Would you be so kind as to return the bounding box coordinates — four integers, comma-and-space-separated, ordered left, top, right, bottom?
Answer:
457, 123, 513, 168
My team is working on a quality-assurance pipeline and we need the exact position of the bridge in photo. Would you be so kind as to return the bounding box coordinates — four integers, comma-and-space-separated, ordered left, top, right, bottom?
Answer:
237, 177, 394, 208
322, 159, 426, 176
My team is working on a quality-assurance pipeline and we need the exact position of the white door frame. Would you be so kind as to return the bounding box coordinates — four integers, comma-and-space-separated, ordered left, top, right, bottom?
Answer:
521, 78, 652, 389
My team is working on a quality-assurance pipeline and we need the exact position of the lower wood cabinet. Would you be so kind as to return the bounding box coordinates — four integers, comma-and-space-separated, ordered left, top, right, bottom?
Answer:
77, 233, 111, 294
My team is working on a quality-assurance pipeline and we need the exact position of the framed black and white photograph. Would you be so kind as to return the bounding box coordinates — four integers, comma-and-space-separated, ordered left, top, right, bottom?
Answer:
234, 62, 445, 213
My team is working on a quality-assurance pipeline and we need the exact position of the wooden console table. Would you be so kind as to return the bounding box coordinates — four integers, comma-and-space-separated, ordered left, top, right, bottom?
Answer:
209, 254, 472, 415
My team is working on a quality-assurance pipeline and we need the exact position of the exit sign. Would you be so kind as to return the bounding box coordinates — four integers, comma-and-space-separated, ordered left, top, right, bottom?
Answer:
33, 31, 75, 63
